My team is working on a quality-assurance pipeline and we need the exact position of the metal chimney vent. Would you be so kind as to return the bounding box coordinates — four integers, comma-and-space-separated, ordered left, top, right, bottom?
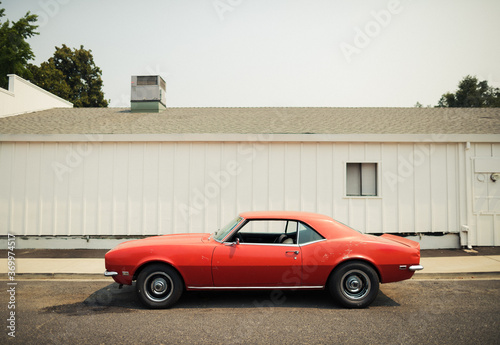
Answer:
131, 75, 166, 112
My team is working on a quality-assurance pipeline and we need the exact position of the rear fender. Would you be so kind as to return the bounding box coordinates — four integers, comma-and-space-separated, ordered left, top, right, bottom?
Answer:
329, 257, 382, 283
380, 234, 421, 250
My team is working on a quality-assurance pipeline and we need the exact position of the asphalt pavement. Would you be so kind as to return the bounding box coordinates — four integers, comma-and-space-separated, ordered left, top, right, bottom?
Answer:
7, 279, 500, 344
2, 247, 498, 344
1, 247, 500, 279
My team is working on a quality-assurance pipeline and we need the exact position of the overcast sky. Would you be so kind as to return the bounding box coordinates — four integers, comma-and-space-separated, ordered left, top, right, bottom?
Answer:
3, 0, 500, 108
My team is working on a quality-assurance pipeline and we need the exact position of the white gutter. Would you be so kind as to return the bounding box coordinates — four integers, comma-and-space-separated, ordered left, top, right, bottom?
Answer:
1, 133, 499, 143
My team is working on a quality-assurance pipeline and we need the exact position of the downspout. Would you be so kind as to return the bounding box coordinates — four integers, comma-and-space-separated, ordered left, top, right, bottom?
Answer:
461, 225, 472, 250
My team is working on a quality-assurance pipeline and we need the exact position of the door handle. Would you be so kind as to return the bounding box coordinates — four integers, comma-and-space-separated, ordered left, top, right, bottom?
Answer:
286, 251, 299, 255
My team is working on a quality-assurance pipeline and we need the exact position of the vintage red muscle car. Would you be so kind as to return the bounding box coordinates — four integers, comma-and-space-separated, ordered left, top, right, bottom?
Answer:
104, 211, 423, 308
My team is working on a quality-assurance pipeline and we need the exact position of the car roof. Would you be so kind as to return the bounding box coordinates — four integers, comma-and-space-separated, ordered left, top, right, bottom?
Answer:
239, 211, 334, 222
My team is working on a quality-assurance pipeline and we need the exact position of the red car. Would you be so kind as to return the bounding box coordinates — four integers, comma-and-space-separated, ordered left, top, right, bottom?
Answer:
104, 211, 423, 309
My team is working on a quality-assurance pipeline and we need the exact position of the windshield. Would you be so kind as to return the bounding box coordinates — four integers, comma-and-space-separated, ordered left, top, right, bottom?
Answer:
213, 216, 243, 242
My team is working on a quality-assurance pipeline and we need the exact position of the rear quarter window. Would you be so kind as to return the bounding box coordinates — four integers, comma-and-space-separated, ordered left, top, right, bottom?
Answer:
298, 222, 324, 244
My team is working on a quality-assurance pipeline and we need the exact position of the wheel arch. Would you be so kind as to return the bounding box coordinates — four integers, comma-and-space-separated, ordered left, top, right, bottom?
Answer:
327, 258, 382, 286
133, 260, 186, 288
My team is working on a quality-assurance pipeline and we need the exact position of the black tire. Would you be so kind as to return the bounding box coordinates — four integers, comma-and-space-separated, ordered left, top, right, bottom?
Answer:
136, 264, 184, 309
328, 261, 379, 308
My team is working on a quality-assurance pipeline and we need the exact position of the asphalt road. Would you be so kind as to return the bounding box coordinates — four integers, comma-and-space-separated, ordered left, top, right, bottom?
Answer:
2, 279, 499, 344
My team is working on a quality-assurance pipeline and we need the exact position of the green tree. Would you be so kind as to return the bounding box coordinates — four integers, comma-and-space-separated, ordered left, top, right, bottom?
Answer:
437, 75, 500, 107
0, 2, 39, 88
27, 60, 71, 101
28, 44, 108, 107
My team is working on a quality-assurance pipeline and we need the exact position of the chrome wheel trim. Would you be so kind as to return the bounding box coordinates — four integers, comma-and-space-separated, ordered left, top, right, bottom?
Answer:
144, 272, 174, 302
340, 269, 371, 301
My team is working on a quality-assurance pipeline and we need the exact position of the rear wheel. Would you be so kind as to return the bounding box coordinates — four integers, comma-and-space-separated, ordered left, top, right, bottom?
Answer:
136, 264, 183, 309
328, 261, 379, 308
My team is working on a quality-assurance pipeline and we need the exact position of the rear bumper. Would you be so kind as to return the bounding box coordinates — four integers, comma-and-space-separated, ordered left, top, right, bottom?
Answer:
104, 270, 118, 277
409, 265, 424, 271
399, 264, 424, 271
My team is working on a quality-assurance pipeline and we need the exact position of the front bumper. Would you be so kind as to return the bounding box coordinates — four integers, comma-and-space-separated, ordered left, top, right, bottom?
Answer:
104, 269, 133, 285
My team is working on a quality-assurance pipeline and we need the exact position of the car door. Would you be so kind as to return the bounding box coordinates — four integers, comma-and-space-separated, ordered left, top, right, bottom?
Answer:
211, 220, 302, 287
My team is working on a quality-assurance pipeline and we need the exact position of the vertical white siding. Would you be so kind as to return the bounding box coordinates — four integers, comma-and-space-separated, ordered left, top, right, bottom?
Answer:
470, 143, 500, 246
396, 144, 415, 234
0, 141, 465, 238
268, 143, 286, 211
0, 143, 13, 234
332, 143, 349, 224
381, 143, 398, 233
365, 144, 383, 234
316, 143, 333, 217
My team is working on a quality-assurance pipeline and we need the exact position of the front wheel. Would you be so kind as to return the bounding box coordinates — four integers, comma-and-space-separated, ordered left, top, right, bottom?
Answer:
136, 264, 184, 309
328, 261, 379, 308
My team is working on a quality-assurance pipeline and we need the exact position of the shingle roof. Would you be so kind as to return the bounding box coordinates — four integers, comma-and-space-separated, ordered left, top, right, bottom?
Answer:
0, 107, 499, 135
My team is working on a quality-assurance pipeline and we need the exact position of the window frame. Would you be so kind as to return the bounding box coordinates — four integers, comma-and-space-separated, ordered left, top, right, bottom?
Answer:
222, 219, 325, 246
344, 161, 382, 198
296, 222, 325, 245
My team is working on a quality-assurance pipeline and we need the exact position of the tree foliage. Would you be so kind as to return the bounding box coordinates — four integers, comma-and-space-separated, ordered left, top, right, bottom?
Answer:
28, 44, 108, 107
0, 2, 38, 88
437, 75, 500, 108
27, 60, 71, 100
0, 3, 107, 107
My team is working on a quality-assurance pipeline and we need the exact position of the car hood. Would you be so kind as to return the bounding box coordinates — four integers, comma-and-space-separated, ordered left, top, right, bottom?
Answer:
113, 233, 209, 250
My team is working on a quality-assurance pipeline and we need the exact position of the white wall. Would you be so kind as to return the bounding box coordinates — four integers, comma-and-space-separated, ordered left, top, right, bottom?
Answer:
0, 74, 72, 117
1, 141, 481, 244
467, 143, 500, 246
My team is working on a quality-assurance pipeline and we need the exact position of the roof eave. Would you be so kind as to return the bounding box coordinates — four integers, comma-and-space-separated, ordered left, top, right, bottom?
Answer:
0, 133, 498, 143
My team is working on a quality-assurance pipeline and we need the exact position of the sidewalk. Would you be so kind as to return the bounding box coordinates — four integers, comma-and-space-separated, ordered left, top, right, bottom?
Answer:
1, 248, 500, 279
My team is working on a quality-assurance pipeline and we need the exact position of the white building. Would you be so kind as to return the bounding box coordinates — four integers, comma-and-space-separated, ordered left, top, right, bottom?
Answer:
0, 78, 499, 249
0, 74, 72, 118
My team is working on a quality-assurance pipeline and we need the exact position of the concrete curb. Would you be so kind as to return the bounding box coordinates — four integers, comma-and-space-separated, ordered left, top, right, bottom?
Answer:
2, 254, 499, 280
412, 272, 500, 280
0, 273, 108, 280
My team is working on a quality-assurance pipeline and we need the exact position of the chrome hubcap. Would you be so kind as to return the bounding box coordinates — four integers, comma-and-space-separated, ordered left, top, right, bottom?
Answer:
341, 269, 371, 300
346, 276, 362, 293
144, 272, 174, 302
152, 278, 167, 294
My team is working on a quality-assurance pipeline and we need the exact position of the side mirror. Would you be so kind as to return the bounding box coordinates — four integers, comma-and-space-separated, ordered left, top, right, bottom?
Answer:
224, 237, 240, 246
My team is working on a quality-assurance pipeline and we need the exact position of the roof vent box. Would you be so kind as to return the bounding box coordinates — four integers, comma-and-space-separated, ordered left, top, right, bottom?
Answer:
131, 75, 166, 112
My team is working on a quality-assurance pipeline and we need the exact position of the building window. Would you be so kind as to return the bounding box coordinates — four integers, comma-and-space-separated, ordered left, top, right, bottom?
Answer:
346, 162, 378, 196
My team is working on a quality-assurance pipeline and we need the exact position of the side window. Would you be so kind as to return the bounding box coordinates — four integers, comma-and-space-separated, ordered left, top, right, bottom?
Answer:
285, 221, 297, 235
238, 220, 286, 234
230, 220, 299, 244
297, 222, 324, 245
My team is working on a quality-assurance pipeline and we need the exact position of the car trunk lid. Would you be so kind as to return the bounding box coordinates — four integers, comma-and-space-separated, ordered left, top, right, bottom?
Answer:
380, 234, 420, 249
